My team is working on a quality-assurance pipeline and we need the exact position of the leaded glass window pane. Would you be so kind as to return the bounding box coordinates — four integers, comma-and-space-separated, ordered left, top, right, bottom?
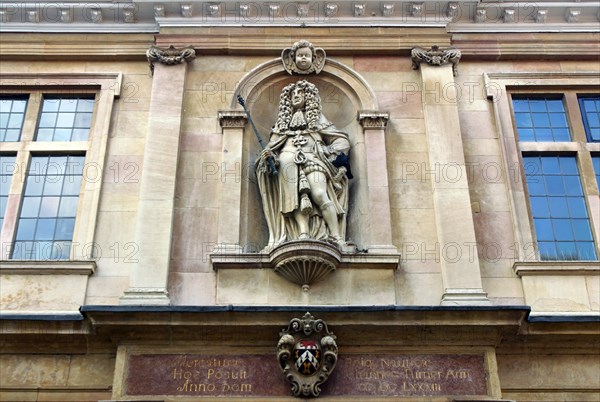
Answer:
523, 155, 597, 260
35, 97, 94, 142
513, 97, 571, 142
579, 96, 600, 142
11, 155, 84, 260
0, 98, 28, 142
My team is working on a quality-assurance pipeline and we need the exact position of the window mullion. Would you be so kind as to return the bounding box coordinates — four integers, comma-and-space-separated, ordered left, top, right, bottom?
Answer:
27, 141, 89, 153
564, 92, 588, 143
19, 91, 41, 143
566, 91, 599, 249
577, 151, 598, 195
0, 151, 30, 259
1, 91, 41, 258
578, 151, 600, 252
519, 141, 580, 154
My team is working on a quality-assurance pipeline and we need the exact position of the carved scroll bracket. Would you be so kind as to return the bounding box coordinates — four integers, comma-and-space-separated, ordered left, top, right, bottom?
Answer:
358, 111, 389, 129
146, 45, 196, 74
411, 45, 462, 76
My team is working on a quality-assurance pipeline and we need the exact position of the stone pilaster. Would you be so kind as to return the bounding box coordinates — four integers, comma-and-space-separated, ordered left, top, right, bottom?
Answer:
358, 111, 397, 254
416, 57, 490, 306
212, 111, 248, 253
120, 45, 195, 305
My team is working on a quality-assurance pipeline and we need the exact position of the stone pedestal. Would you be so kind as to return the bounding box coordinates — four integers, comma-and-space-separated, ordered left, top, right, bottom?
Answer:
419, 63, 490, 306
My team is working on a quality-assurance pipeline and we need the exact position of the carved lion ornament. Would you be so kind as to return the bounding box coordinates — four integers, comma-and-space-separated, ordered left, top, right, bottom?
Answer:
281, 40, 326, 75
277, 312, 338, 397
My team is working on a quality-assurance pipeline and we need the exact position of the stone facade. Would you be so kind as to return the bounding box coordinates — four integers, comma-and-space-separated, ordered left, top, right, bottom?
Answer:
0, 1, 599, 401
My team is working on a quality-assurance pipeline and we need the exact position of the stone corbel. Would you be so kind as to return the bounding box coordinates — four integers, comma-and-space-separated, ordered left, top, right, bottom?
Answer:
411, 45, 461, 76
358, 111, 389, 129
146, 45, 196, 74
218, 110, 248, 128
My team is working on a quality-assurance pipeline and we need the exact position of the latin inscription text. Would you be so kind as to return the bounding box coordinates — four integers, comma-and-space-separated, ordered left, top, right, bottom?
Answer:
171, 359, 252, 395
327, 354, 487, 396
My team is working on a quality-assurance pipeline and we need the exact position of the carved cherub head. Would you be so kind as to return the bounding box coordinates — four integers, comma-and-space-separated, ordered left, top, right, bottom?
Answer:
282, 40, 326, 75
292, 40, 314, 71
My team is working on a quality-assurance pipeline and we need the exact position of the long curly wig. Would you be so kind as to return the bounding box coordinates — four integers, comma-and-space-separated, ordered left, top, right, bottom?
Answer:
273, 80, 321, 133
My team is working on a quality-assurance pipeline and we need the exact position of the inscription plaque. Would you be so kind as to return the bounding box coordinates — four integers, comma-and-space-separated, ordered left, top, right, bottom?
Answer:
123, 353, 489, 398
324, 354, 487, 397
126, 354, 288, 397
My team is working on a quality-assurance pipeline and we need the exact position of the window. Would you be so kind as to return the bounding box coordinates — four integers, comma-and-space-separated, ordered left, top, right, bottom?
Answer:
511, 92, 599, 261
12, 156, 85, 260
0, 73, 120, 261
2, 95, 94, 260
37, 97, 94, 142
0, 97, 27, 142
523, 155, 595, 260
579, 96, 600, 142
513, 97, 570, 142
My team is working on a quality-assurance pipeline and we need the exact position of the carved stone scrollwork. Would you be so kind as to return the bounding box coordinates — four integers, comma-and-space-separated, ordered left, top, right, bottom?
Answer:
411, 45, 462, 76
146, 45, 196, 74
277, 312, 338, 398
358, 111, 389, 129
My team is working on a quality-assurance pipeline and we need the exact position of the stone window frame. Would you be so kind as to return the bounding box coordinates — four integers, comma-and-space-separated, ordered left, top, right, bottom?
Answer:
484, 72, 600, 267
0, 73, 122, 262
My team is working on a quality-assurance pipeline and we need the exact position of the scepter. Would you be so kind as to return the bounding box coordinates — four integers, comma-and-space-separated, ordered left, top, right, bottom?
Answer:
237, 95, 278, 175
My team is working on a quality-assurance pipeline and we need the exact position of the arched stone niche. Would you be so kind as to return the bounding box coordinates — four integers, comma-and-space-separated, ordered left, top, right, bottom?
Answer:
214, 58, 397, 259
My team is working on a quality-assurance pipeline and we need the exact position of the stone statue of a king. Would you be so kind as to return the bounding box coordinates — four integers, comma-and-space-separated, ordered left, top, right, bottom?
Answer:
256, 80, 352, 252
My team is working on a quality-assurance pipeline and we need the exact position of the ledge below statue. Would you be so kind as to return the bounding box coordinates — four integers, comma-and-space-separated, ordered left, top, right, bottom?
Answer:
211, 241, 399, 290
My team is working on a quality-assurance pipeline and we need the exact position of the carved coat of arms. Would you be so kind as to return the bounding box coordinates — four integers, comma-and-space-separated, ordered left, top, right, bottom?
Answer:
277, 312, 338, 397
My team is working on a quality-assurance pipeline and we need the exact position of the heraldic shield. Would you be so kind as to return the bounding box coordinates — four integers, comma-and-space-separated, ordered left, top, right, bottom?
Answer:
295, 340, 320, 375
277, 312, 338, 397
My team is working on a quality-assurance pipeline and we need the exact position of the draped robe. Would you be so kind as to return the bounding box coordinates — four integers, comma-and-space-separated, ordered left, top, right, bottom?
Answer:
256, 114, 351, 251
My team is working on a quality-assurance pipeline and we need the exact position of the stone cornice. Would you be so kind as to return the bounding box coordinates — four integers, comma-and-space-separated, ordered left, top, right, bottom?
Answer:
483, 71, 600, 99
453, 32, 600, 60
0, 260, 96, 275
154, 29, 451, 56
514, 261, 600, 276
0, 33, 154, 60
1, 29, 598, 61
0, 1, 598, 33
